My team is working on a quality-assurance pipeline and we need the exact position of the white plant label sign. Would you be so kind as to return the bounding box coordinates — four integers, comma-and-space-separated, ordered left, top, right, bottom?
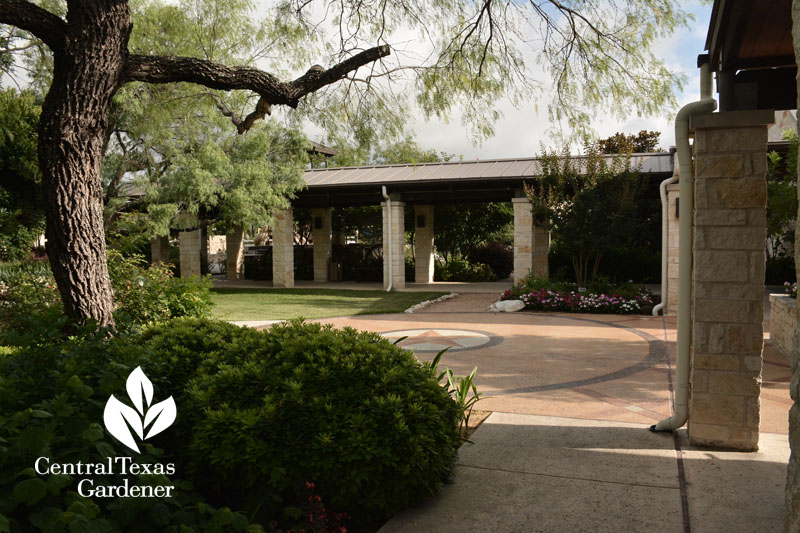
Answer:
103, 366, 176, 454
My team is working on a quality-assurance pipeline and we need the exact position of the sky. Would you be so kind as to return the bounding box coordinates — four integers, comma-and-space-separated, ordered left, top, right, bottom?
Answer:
0, 1, 714, 159
408, 3, 714, 159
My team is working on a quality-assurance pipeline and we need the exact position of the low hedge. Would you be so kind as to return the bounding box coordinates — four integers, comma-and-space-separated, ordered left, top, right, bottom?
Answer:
0, 318, 461, 530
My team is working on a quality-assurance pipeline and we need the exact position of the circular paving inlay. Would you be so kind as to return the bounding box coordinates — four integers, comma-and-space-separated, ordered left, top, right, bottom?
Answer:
380, 328, 500, 353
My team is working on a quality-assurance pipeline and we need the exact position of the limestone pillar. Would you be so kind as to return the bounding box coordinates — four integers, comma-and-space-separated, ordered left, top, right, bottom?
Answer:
666, 183, 680, 316
226, 225, 245, 280
272, 208, 294, 288
311, 208, 333, 282
513, 198, 550, 280
150, 236, 170, 266
414, 205, 435, 283
178, 229, 202, 278
688, 110, 773, 451
381, 199, 405, 290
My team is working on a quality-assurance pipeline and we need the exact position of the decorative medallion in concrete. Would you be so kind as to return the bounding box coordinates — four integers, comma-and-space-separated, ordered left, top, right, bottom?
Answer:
381, 328, 501, 353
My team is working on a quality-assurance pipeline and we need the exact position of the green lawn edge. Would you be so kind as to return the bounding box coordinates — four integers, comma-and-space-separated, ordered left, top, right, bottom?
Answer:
210, 288, 448, 321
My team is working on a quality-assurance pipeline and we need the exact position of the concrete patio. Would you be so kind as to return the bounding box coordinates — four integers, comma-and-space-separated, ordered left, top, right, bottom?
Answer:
303, 296, 792, 532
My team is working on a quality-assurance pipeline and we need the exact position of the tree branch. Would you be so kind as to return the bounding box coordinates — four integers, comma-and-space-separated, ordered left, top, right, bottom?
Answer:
125, 45, 391, 131
0, 0, 66, 51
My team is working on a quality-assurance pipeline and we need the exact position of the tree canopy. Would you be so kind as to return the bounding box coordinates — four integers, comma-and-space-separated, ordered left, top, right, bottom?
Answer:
0, 87, 43, 261
0, 0, 691, 325
595, 130, 663, 154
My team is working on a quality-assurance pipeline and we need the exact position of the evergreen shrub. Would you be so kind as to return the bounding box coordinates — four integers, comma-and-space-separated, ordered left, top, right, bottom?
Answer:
0, 318, 461, 529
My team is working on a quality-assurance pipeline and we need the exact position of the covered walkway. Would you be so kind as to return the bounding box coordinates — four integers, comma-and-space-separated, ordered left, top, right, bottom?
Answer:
178, 153, 674, 289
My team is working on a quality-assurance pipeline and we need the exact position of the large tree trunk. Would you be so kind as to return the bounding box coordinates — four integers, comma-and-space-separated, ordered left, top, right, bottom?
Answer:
38, 2, 132, 327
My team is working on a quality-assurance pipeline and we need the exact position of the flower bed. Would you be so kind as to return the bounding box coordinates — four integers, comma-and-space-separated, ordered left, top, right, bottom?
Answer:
499, 275, 654, 315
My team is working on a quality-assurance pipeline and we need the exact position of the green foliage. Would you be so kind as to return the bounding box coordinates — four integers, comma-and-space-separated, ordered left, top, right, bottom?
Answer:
467, 242, 513, 280
434, 257, 496, 282
142, 121, 309, 237
595, 130, 662, 154
766, 131, 798, 266
526, 148, 659, 286
434, 203, 514, 260
0, 253, 212, 344
0, 318, 463, 528
101, 0, 310, 237
372, 137, 455, 165
429, 350, 482, 439
0, 88, 44, 261
0, 331, 261, 532
107, 251, 213, 328
167, 319, 460, 524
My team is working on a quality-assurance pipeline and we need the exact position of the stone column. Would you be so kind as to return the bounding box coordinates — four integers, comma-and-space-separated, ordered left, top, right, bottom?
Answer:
207, 235, 226, 274
381, 199, 405, 290
311, 208, 333, 282
226, 225, 245, 280
272, 208, 294, 288
513, 197, 549, 281
688, 110, 773, 451
666, 184, 680, 316
179, 229, 202, 278
150, 236, 170, 265
512, 197, 533, 280
414, 205, 435, 283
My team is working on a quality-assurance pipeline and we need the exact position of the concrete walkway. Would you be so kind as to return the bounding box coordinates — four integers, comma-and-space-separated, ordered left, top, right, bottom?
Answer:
381, 413, 788, 532
238, 287, 791, 531
306, 303, 791, 532
212, 278, 511, 293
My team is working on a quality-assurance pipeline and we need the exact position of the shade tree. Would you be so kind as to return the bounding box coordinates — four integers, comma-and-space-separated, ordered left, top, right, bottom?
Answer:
0, 0, 690, 326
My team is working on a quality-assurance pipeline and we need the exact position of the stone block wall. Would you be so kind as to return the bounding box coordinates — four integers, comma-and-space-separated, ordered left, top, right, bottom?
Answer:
513, 197, 550, 281
272, 208, 294, 288
179, 229, 202, 278
381, 200, 405, 290
150, 236, 170, 266
688, 113, 771, 451
208, 235, 226, 274
414, 205, 435, 283
770, 294, 796, 356
311, 208, 333, 282
666, 184, 680, 315
226, 226, 245, 280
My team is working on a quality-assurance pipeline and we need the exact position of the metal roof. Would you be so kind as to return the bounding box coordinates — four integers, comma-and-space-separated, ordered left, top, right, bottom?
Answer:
304, 153, 674, 188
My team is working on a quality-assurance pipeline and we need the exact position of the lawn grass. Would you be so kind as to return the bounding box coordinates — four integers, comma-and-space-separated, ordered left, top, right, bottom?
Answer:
210, 288, 447, 320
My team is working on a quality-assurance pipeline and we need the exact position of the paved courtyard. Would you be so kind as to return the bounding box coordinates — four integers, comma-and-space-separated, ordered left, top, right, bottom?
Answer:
307, 292, 792, 532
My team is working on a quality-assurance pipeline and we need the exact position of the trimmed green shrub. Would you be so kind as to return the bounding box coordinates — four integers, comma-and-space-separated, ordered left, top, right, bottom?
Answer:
434, 257, 496, 282
468, 242, 513, 279
0, 331, 260, 532
1, 318, 462, 529
173, 320, 461, 523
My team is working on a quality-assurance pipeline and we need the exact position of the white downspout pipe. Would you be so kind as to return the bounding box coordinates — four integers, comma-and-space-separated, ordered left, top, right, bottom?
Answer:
652, 56, 716, 433
382, 186, 393, 292
652, 167, 679, 316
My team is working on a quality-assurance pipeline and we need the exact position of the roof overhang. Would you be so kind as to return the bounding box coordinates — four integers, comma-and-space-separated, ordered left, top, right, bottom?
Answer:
295, 153, 675, 208
705, 0, 796, 111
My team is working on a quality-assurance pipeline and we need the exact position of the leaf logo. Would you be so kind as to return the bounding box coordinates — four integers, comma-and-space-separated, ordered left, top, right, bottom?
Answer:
103, 367, 176, 454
